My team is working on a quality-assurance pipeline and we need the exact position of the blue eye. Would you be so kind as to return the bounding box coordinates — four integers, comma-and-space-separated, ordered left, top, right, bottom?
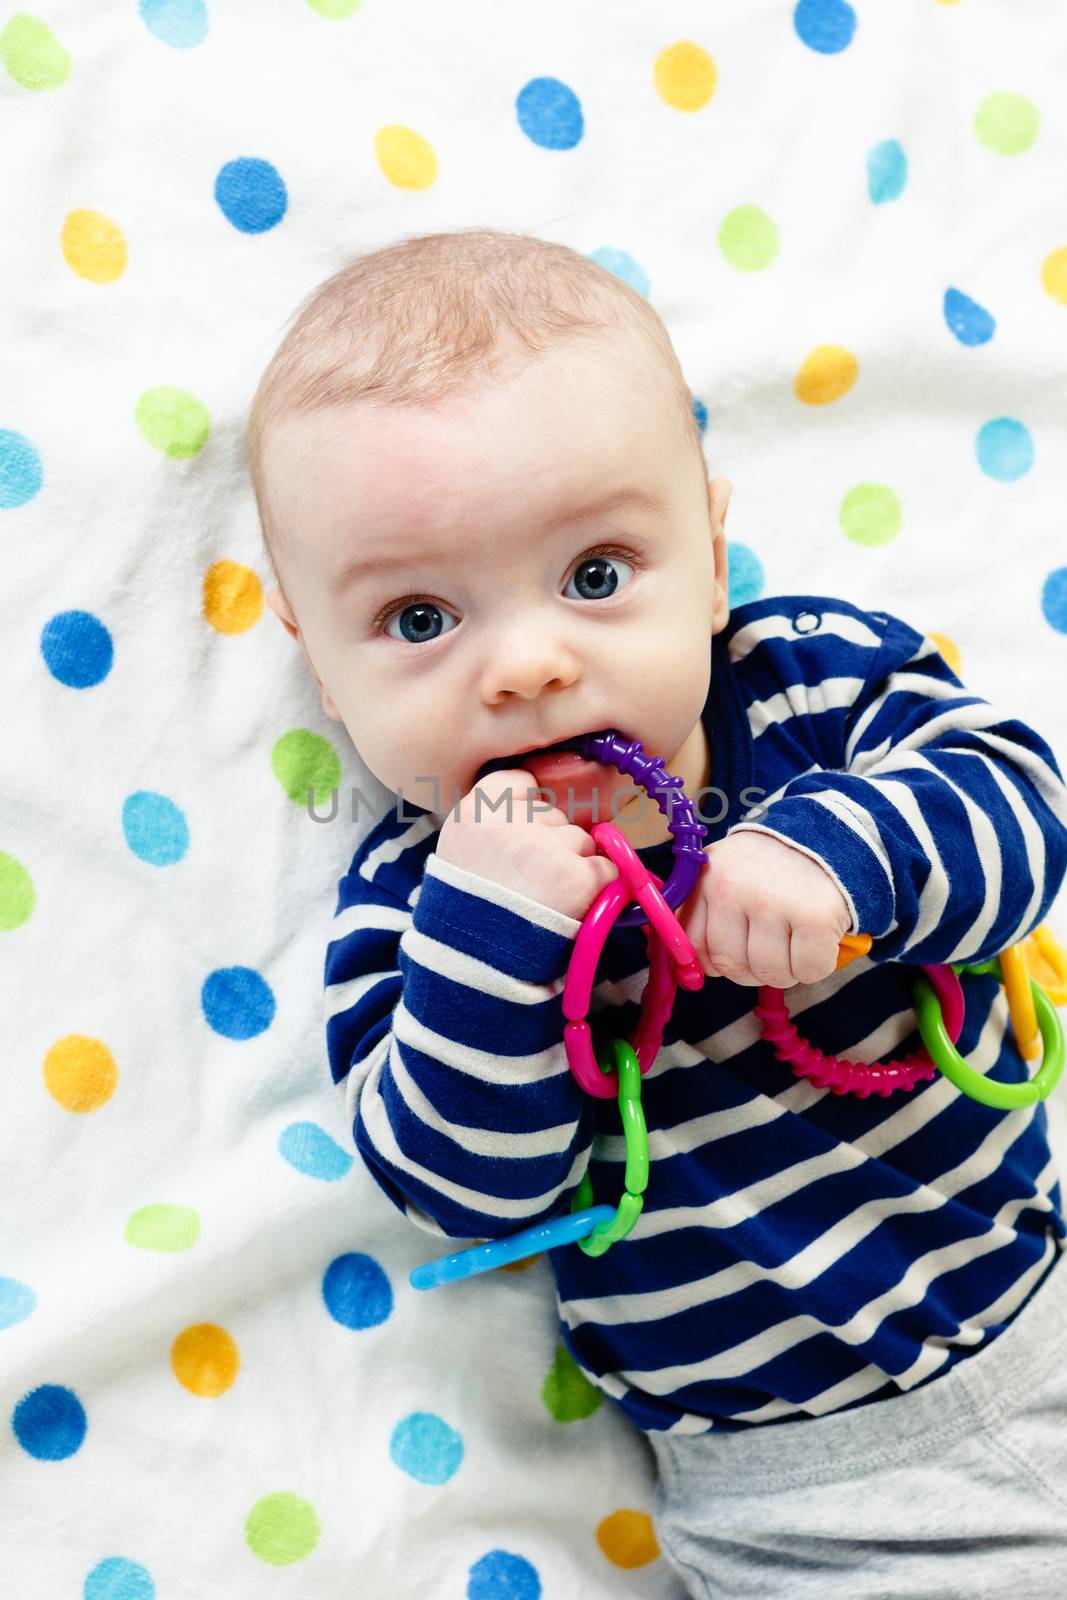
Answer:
377, 548, 639, 645
563, 552, 635, 602
384, 602, 459, 645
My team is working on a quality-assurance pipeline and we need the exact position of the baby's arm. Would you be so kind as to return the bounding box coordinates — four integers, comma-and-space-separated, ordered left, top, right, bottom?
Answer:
324, 830, 598, 1242
720, 602, 1067, 970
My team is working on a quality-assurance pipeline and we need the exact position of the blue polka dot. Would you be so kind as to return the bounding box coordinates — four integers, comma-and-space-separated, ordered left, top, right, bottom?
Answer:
390, 1411, 464, 1485
0, 1278, 35, 1329
794, 0, 856, 53
201, 967, 275, 1040
866, 139, 907, 204
587, 248, 649, 298
122, 792, 189, 867
976, 417, 1033, 481
138, 0, 208, 48
0, 429, 43, 508
468, 1549, 542, 1600
323, 1252, 392, 1329
279, 1122, 354, 1182
944, 288, 995, 347
13, 1384, 87, 1460
214, 158, 288, 234
1041, 568, 1067, 634
515, 78, 583, 150
84, 1557, 156, 1600
728, 542, 765, 607
692, 397, 708, 434
40, 610, 113, 689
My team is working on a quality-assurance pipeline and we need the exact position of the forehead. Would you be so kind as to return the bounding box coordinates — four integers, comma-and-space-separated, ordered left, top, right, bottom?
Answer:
264, 335, 683, 572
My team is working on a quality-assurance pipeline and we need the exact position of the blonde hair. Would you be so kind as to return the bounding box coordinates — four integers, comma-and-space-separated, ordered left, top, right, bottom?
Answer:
245, 227, 705, 582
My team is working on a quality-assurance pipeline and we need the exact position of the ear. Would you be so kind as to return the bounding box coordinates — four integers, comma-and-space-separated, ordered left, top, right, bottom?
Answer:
264, 585, 342, 722
707, 476, 732, 635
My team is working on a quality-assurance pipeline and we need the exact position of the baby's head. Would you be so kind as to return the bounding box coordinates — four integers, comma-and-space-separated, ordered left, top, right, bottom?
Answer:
247, 228, 731, 836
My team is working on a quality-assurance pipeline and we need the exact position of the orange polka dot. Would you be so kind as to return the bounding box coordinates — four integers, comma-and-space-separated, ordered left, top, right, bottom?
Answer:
794, 345, 858, 405
928, 631, 962, 675
171, 1323, 240, 1397
61, 208, 127, 283
596, 1508, 661, 1568
1041, 247, 1067, 306
203, 560, 264, 634
43, 1034, 118, 1112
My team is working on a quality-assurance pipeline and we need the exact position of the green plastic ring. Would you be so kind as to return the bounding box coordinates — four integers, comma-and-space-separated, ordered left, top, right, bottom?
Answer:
570, 1038, 649, 1256
914, 973, 1065, 1109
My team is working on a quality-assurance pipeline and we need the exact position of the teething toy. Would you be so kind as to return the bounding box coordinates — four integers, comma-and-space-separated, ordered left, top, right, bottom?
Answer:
410, 729, 1066, 1290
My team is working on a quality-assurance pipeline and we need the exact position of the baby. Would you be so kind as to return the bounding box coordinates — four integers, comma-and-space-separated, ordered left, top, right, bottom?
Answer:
247, 228, 1067, 1596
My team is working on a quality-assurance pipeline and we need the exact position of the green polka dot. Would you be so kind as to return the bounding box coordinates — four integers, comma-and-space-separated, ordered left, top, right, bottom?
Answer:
541, 1339, 603, 1421
245, 1493, 321, 1565
718, 205, 779, 272
125, 1204, 201, 1252
271, 730, 342, 808
307, 0, 364, 14
0, 852, 35, 930
134, 387, 211, 460
0, 15, 72, 91
975, 92, 1040, 156
840, 483, 902, 547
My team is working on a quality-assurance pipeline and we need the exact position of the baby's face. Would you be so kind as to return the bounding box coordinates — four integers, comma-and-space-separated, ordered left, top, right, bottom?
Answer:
263, 334, 730, 842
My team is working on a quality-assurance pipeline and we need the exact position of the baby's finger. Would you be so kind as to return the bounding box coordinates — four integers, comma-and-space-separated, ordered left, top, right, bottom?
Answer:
789, 925, 843, 986
704, 909, 752, 983
745, 919, 797, 988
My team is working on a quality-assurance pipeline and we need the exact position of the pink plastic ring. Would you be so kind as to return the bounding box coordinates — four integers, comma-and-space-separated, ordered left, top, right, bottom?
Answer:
563, 823, 703, 1098
754, 963, 964, 1097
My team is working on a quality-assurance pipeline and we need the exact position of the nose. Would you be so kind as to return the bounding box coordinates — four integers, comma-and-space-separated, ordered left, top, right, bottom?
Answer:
480, 620, 581, 703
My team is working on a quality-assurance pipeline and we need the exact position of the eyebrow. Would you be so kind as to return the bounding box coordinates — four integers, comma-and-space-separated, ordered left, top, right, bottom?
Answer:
329, 484, 665, 597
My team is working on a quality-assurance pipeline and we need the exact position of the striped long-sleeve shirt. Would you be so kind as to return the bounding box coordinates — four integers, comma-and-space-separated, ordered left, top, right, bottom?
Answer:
324, 594, 1067, 1434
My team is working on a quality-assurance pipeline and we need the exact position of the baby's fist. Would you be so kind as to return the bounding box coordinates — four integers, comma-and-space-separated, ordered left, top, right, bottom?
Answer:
677, 830, 852, 988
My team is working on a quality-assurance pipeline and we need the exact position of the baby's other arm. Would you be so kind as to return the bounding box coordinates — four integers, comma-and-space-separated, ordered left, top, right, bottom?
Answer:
722, 603, 1067, 970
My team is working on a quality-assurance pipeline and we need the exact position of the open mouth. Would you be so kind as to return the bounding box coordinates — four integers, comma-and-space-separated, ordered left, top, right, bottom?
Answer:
475, 729, 613, 784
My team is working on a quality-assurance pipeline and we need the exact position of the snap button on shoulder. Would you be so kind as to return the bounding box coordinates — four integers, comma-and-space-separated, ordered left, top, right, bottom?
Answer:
792, 610, 821, 634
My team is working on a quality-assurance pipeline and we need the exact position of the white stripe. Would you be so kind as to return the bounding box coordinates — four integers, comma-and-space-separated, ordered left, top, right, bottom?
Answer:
852, 750, 1002, 961
859, 770, 948, 949
728, 610, 883, 667
355, 1040, 591, 1224
324, 966, 400, 1024
391, 989, 572, 1088
745, 675, 866, 739
359, 813, 438, 881
328, 899, 410, 945
386, 1002, 579, 1158
844, 662, 979, 768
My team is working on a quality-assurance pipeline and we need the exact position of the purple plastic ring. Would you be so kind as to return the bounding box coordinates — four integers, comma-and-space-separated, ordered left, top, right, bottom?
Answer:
575, 730, 708, 927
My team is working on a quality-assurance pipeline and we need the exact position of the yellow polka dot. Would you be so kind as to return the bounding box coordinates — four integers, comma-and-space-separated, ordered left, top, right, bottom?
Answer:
43, 1034, 118, 1113
596, 1509, 661, 1569
654, 42, 717, 111
61, 209, 127, 283
171, 1323, 240, 1397
1041, 247, 1067, 306
928, 631, 962, 675
204, 561, 264, 635
374, 125, 438, 190
932, 0, 960, 6
794, 345, 858, 405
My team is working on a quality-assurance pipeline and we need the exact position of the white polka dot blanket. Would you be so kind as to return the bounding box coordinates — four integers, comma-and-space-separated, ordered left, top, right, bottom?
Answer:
3, 2, 1067, 1596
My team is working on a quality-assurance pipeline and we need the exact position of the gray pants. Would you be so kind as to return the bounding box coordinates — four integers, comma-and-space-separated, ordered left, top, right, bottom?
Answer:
649, 1246, 1067, 1599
